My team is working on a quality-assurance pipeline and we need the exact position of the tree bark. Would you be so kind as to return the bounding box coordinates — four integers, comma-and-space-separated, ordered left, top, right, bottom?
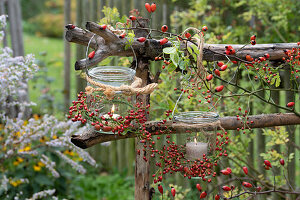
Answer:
65, 25, 298, 70
70, 113, 300, 149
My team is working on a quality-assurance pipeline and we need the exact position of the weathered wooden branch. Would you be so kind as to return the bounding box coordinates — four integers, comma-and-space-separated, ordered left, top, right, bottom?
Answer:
71, 113, 300, 149
65, 22, 298, 70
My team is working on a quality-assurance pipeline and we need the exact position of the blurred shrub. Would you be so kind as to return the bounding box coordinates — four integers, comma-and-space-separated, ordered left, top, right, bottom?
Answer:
70, 173, 135, 200
23, 0, 75, 38
0, 15, 96, 199
29, 13, 64, 38
21, 0, 47, 20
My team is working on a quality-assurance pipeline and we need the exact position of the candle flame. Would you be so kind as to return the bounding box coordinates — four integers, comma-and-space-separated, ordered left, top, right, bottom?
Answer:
194, 137, 197, 143
111, 104, 115, 114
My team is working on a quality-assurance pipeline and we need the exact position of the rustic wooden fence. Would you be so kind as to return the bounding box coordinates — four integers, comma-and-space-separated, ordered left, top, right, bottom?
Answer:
2, 0, 298, 197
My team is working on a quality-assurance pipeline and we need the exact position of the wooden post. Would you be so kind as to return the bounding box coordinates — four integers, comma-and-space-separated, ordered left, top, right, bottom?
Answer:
75, 0, 86, 93
134, 20, 152, 199
7, 0, 24, 57
64, 0, 71, 112
135, 59, 151, 200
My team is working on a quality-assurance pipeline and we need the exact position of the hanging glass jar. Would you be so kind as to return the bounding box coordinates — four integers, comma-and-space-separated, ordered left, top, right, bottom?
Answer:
86, 66, 136, 133
173, 111, 220, 160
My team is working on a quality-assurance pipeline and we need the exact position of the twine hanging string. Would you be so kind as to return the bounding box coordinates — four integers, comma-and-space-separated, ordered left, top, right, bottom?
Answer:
171, 28, 206, 117
85, 74, 158, 100
172, 120, 225, 135
84, 22, 155, 99
181, 27, 206, 82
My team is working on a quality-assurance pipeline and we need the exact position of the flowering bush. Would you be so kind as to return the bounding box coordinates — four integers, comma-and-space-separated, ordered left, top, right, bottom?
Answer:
0, 16, 96, 199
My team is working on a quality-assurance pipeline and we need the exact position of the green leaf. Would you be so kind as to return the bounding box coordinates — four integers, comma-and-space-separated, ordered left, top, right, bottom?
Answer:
191, 44, 200, 54
179, 60, 188, 70
187, 47, 193, 55
270, 77, 276, 85
170, 53, 179, 66
99, 57, 113, 66
34, 174, 53, 186
167, 63, 177, 72
275, 76, 281, 87
163, 47, 177, 54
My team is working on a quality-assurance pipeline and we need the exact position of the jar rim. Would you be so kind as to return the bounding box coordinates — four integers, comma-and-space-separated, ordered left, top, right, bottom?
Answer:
173, 111, 219, 124
88, 66, 136, 82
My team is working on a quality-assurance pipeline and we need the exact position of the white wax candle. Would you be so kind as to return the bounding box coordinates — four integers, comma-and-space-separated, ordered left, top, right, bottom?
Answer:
186, 142, 208, 160
102, 114, 120, 119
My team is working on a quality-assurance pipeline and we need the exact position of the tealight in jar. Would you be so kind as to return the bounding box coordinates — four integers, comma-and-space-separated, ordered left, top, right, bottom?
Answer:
86, 66, 136, 133
173, 111, 220, 160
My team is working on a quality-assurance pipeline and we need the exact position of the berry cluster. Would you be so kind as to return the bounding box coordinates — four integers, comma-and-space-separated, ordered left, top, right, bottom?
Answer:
68, 92, 149, 135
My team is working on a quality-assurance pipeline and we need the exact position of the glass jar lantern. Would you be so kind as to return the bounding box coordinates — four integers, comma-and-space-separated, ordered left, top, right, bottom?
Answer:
86, 66, 136, 132
173, 111, 219, 160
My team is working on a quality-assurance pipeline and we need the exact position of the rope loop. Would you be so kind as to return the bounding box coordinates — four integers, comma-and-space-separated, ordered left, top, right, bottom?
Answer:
84, 74, 158, 100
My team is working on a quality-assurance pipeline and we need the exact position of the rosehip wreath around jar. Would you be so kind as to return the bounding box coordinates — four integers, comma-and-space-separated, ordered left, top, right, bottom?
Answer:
68, 66, 153, 135
151, 111, 229, 184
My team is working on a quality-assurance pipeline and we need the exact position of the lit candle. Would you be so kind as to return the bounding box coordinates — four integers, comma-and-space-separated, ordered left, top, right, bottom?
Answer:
186, 138, 208, 160
102, 104, 120, 119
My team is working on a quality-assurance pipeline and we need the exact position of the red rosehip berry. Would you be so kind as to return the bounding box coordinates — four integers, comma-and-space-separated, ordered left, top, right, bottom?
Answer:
129, 15, 136, 21
206, 74, 213, 81
185, 32, 191, 38
286, 102, 295, 107
242, 182, 253, 188
202, 26, 208, 32
102, 126, 112, 132
137, 37, 146, 43
250, 35, 256, 40
214, 69, 220, 76
161, 25, 168, 32
88, 51, 95, 59
215, 85, 224, 92
196, 183, 202, 192
94, 124, 101, 131
150, 3, 156, 12
222, 186, 231, 191
99, 24, 107, 30
251, 40, 256, 45
220, 64, 228, 71
246, 54, 253, 61
199, 191, 207, 198
257, 186, 262, 192
158, 184, 163, 195
65, 24, 75, 29
217, 61, 224, 67
159, 38, 168, 45
264, 53, 270, 59
221, 169, 230, 175
119, 33, 126, 39
215, 194, 220, 200
171, 187, 176, 197
264, 160, 272, 168
145, 3, 152, 13
280, 159, 285, 166
242, 166, 248, 175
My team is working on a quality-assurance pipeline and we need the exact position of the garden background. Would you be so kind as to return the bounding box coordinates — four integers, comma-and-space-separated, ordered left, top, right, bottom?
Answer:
1, 0, 299, 199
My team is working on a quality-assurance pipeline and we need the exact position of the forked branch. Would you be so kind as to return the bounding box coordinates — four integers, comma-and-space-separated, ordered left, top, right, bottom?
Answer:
65, 22, 298, 70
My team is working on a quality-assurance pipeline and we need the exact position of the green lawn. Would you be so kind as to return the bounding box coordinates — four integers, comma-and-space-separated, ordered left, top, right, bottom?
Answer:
24, 33, 77, 118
